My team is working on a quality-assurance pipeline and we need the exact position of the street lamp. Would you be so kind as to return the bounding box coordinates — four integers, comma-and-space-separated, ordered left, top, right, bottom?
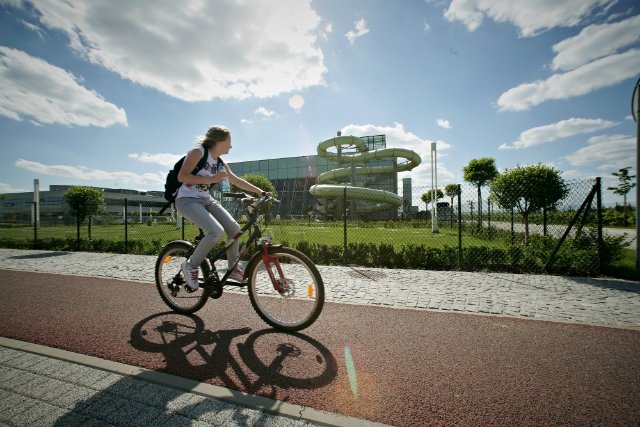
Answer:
430, 142, 438, 233
632, 78, 639, 269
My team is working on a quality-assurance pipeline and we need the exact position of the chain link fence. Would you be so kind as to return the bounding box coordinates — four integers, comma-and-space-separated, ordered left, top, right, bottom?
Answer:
0, 178, 620, 276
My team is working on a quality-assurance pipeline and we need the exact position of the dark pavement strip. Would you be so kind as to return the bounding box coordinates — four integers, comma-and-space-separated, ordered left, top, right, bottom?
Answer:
0, 269, 639, 427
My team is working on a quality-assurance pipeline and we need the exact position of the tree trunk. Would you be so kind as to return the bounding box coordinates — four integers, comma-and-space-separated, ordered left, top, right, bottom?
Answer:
523, 212, 530, 245
477, 185, 482, 227
623, 194, 628, 226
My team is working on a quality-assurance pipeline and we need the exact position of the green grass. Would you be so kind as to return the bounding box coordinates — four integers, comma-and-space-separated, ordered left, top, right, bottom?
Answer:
1, 221, 509, 251
603, 248, 640, 281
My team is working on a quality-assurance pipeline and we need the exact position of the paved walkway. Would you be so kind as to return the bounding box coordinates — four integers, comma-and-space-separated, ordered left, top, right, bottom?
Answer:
1, 248, 638, 328
1, 248, 639, 427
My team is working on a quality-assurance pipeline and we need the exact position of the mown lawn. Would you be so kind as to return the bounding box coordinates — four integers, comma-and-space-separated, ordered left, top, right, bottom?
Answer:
1, 221, 509, 250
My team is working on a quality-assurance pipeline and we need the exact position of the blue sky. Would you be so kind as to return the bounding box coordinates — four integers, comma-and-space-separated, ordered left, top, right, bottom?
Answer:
0, 0, 638, 205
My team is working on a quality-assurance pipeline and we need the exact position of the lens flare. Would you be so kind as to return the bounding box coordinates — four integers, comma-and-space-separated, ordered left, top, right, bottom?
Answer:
344, 345, 359, 398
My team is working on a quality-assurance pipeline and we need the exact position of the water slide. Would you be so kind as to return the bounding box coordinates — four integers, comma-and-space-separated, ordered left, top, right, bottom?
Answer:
309, 135, 421, 211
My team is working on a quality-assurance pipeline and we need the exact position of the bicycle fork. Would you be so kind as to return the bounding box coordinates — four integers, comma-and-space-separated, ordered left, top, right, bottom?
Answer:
258, 238, 287, 294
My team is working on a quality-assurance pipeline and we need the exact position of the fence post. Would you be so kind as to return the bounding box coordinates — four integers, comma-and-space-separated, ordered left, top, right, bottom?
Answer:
343, 186, 348, 265
76, 215, 80, 251
124, 198, 128, 253
181, 216, 185, 241
596, 177, 604, 273
33, 202, 38, 249
457, 184, 462, 268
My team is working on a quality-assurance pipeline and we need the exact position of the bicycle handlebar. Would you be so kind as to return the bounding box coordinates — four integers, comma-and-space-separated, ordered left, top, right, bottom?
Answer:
222, 192, 281, 212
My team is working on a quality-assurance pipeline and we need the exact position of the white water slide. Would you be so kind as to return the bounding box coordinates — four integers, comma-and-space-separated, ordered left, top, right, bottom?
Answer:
309, 135, 421, 211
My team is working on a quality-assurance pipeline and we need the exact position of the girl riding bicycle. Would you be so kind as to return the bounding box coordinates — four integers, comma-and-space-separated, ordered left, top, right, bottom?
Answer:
176, 125, 267, 291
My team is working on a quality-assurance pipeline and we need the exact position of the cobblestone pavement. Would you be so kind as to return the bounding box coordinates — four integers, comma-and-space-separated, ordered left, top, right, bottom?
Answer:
0, 248, 638, 328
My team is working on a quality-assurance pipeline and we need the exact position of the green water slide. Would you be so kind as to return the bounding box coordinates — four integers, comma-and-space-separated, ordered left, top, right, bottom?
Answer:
309, 135, 421, 210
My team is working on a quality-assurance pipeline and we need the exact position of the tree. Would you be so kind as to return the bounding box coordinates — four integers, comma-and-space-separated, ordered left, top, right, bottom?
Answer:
607, 167, 636, 226
490, 164, 568, 244
444, 184, 460, 226
63, 186, 105, 240
444, 184, 460, 208
463, 157, 497, 226
234, 174, 277, 214
421, 189, 444, 208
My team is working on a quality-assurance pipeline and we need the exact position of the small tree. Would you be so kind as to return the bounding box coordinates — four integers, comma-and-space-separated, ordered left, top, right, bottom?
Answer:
234, 174, 277, 215
607, 167, 636, 226
63, 186, 105, 240
444, 184, 460, 226
421, 189, 444, 209
463, 158, 497, 226
491, 164, 568, 244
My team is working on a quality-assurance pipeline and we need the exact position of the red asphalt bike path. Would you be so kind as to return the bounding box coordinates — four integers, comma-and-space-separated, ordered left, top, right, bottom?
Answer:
1, 269, 639, 427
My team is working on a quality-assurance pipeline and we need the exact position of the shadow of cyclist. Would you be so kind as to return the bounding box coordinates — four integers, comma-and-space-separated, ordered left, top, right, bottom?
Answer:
129, 312, 337, 399
51, 312, 337, 426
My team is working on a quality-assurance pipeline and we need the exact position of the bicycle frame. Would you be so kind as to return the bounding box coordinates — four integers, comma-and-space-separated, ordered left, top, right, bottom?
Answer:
187, 193, 285, 291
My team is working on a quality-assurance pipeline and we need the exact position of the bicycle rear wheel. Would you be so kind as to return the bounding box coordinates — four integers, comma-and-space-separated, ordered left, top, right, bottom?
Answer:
155, 241, 210, 314
247, 246, 324, 332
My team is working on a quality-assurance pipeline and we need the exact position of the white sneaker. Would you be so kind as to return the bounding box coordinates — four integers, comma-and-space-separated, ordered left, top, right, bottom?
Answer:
228, 267, 245, 283
181, 261, 199, 291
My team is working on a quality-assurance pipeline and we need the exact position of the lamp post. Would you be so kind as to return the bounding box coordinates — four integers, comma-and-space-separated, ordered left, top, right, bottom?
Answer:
430, 142, 439, 233
632, 77, 639, 269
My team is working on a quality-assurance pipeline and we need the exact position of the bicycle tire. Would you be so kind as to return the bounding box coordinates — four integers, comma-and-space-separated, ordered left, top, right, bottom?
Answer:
247, 246, 324, 332
155, 240, 210, 314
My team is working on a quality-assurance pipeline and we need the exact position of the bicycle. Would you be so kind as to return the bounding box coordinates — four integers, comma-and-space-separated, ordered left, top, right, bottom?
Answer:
154, 192, 325, 332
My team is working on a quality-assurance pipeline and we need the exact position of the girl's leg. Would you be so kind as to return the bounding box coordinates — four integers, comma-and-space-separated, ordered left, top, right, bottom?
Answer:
175, 197, 224, 267
206, 200, 242, 269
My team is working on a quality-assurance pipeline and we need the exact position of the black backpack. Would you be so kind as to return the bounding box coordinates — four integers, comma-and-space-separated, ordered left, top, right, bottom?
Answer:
157, 148, 221, 215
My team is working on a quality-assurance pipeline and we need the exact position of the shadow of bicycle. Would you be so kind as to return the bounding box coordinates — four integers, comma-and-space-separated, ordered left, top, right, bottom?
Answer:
129, 312, 338, 400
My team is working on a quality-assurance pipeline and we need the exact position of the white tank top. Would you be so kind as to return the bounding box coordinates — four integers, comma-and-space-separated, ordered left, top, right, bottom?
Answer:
176, 146, 220, 199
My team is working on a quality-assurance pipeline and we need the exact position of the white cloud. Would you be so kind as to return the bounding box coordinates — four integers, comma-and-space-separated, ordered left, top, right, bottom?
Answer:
0, 182, 29, 193
0, 46, 127, 127
15, 159, 165, 190
552, 15, 640, 71
319, 23, 333, 41
497, 49, 640, 111
436, 118, 452, 129
444, 0, 615, 37
346, 18, 370, 44
340, 122, 454, 187
241, 106, 278, 124
128, 153, 181, 168
255, 107, 277, 118
499, 118, 618, 150
8, 0, 326, 102
565, 134, 636, 171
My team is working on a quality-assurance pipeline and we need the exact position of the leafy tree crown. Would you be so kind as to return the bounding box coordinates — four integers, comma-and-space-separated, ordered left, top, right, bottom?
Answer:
490, 164, 568, 213
607, 167, 636, 196
463, 157, 498, 187
63, 186, 105, 223
421, 189, 444, 204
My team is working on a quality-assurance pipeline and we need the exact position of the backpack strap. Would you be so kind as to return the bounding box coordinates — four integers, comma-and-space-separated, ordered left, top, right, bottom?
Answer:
193, 145, 209, 173
157, 146, 209, 216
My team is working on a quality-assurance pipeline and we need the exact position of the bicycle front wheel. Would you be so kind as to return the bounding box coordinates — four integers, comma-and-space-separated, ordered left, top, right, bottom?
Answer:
247, 247, 324, 332
155, 240, 210, 314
